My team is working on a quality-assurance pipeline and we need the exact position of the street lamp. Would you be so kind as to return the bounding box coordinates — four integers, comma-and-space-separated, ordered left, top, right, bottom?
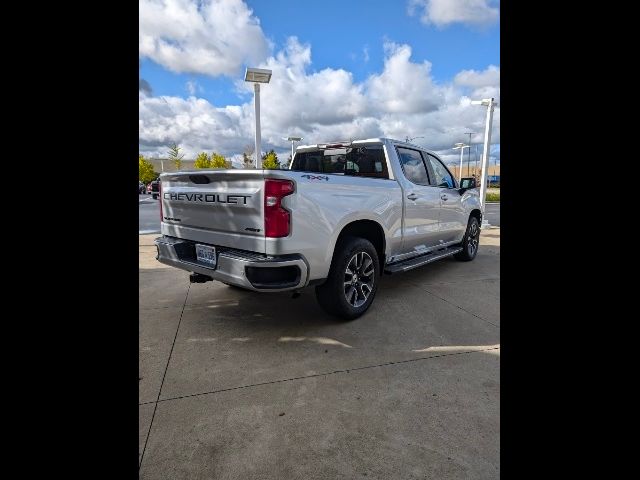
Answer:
471, 97, 498, 229
465, 132, 475, 175
453, 142, 470, 182
244, 67, 272, 168
285, 136, 303, 163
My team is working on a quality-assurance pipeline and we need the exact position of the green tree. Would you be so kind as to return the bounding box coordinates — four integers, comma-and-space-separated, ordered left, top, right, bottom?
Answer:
262, 149, 280, 169
139, 154, 158, 183
210, 152, 227, 168
168, 143, 184, 170
194, 152, 211, 169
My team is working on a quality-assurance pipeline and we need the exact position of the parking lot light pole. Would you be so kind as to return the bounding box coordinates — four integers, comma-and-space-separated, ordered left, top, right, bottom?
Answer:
286, 136, 303, 162
244, 67, 272, 168
465, 132, 475, 175
453, 143, 470, 182
471, 98, 498, 229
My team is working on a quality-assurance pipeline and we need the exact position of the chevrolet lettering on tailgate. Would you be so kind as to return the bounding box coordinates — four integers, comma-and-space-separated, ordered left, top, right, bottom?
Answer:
164, 192, 251, 205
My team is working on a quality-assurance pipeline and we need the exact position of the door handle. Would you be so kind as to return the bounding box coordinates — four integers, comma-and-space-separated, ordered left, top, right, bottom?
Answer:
441, 194, 448, 201
407, 193, 418, 201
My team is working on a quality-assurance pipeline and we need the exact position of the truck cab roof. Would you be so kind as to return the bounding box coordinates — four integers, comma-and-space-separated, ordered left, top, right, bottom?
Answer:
296, 138, 438, 156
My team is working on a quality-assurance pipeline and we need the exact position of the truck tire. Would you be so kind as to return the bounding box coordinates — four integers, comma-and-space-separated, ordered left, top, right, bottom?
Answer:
315, 236, 380, 320
152, 194, 158, 200
454, 216, 480, 261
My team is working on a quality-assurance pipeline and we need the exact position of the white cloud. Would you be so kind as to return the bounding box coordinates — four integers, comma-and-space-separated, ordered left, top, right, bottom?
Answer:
139, 0, 270, 76
455, 65, 500, 88
139, 37, 499, 168
408, 0, 499, 28
454, 65, 500, 103
238, 37, 369, 136
185, 80, 203, 95
139, 94, 250, 156
363, 45, 369, 63
366, 42, 443, 114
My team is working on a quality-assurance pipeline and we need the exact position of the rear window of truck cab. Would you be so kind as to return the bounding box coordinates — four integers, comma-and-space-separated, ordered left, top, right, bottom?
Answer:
291, 145, 389, 179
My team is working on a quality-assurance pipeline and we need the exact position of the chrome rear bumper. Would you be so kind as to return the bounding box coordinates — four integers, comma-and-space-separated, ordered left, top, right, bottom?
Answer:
154, 236, 308, 292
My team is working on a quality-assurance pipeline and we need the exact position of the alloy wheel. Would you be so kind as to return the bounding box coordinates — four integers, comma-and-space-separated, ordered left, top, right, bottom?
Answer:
343, 251, 375, 308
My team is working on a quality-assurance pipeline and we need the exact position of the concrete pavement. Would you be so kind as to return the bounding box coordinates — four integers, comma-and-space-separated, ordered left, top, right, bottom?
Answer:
139, 194, 161, 234
139, 230, 500, 479
484, 203, 500, 227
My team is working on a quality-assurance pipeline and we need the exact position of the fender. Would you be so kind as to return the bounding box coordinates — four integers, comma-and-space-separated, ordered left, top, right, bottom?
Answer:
323, 212, 392, 271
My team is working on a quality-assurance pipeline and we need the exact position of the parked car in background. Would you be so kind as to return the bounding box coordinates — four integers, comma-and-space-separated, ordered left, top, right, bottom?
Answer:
150, 178, 160, 199
138, 181, 146, 194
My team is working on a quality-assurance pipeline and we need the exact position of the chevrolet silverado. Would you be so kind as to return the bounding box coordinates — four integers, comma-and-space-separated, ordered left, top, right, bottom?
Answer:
155, 138, 483, 319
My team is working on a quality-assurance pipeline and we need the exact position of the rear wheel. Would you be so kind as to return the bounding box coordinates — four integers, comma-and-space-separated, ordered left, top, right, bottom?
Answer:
454, 216, 480, 261
315, 237, 379, 320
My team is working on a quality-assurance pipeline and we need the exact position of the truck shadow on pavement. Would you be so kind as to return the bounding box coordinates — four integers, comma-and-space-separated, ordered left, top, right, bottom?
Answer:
140, 244, 499, 331
140, 245, 500, 341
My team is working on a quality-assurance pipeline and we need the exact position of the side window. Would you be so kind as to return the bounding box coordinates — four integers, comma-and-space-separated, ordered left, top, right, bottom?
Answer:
290, 145, 389, 178
396, 147, 430, 185
346, 146, 389, 179
426, 154, 455, 188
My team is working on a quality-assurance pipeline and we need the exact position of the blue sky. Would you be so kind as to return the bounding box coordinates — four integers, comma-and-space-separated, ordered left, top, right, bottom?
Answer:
139, 0, 500, 166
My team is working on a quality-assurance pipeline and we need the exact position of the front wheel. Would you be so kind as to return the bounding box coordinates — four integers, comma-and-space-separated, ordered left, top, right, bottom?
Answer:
315, 237, 380, 320
454, 216, 480, 261
152, 194, 158, 200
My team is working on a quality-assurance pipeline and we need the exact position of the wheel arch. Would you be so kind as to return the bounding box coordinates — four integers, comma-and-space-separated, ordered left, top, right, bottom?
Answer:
330, 219, 387, 271
469, 208, 482, 224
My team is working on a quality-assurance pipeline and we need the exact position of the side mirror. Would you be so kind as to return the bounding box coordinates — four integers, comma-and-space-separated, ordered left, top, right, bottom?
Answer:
459, 177, 476, 191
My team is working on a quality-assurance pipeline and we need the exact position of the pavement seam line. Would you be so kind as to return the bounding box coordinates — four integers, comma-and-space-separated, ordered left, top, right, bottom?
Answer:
139, 347, 499, 406
408, 281, 500, 329
139, 283, 191, 470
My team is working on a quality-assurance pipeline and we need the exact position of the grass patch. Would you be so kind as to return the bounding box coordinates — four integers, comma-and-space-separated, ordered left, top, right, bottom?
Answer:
485, 192, 500, 202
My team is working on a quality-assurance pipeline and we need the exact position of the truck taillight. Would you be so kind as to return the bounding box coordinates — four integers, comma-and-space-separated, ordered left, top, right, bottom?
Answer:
264, 179, 294, 238
159, 181, 163, 222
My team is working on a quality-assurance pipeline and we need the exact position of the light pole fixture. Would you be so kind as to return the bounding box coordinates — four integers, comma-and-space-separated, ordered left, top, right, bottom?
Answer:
405, 135, 424, 143
471, 98, 498, 229
285, 136, 303, 163
465, 132, 475, 176
475, 144, 479, 175
453, 142, 470, 182
244, 67, 272, 168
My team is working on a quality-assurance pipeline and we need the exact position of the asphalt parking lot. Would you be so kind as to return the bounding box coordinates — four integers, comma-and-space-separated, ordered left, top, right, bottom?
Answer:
139, 229, 500, 479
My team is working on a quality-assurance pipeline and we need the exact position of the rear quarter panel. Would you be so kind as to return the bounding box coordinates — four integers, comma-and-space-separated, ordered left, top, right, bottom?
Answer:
266, 170, 403, 281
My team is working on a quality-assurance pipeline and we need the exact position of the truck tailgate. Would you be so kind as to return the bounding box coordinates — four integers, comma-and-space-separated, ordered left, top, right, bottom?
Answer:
159, 170, 266, 253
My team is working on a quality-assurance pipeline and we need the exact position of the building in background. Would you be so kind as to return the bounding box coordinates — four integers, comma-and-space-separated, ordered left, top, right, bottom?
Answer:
449, 164, 500, 185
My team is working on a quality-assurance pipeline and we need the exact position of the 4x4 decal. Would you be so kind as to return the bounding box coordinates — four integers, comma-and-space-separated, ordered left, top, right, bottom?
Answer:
301, 174, 329, 181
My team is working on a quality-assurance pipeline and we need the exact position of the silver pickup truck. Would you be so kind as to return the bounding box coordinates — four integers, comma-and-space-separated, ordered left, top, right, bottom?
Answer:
155, 138, 483, 319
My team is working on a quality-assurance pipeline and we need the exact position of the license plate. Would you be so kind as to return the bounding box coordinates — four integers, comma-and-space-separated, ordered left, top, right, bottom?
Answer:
195, 244, 217, 268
